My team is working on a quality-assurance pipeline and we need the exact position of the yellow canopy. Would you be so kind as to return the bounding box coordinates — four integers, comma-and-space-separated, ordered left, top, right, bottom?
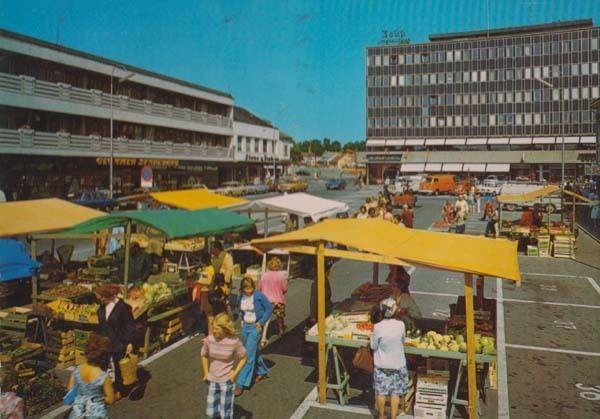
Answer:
0, 198, 104, 237
497, 185, 560, 204
252, 218, 520, 282
150, 189, 247, 210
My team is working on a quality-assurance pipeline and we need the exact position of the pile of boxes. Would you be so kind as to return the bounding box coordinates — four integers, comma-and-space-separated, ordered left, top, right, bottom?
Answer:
413, 372, 449, 418
47, 329, 75, 368
74, 329, 92, 365
158, 318, 182, 344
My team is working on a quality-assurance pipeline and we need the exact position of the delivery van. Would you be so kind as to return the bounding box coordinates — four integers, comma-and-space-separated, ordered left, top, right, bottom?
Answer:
419, 175, 457, 195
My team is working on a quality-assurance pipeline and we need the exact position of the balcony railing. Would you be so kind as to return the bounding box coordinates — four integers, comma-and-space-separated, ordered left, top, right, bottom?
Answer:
0, 72, 232, 129
0, 128, 234, 161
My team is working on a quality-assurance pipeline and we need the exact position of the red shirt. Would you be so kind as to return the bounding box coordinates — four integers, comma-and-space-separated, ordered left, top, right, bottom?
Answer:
401, 210, 414, 228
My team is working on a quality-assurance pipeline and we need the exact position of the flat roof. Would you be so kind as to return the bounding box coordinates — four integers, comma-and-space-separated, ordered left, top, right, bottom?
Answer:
0, 28, 233, 100
233, 106, 275, 128
429, 19, 593, 42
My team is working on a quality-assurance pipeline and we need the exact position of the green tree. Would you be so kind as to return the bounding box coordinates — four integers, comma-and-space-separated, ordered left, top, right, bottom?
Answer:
331, 140, 342, 152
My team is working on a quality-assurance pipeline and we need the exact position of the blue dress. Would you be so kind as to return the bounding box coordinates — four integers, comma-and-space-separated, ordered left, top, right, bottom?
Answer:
68, 367, 109, 419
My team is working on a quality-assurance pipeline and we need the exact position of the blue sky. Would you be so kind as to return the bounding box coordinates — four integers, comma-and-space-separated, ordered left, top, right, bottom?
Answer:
1, 0, 598, 142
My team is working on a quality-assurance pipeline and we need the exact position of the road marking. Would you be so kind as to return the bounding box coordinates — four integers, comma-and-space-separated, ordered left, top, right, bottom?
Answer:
505, 344, 600, 357
522, 272, 593, 279
412, 290, 460, 298
289, 386, 318, 419
587, 277, 600, 297
496, 278, 510, 419
553, 320, 577, 330
575, 383, 600, 401
307, 401, 375, 416
539, 284, 557, 292
502, 298, 600, 309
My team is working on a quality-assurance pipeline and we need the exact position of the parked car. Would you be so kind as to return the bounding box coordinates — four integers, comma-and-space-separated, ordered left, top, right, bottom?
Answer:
295, 169, 310, 176
419, 175, 457, 195
244, 183, 270, 195
215, 181, 246, 196
325, 178, 347, 190
392, 191, 418, 208
71, 190, 115, 211
393, 175, 425, 193
277, 178, 308, 193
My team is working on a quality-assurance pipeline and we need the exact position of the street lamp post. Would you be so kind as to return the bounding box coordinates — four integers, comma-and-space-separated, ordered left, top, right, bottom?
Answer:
109, 67, 135, 198
535, 76, 564, 185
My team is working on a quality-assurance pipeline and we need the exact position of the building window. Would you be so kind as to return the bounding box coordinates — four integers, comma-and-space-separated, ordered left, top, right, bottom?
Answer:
571, 87, 579, 100
552, 65, 559, 78
375, 55, 381, 66
524, 68, 532, 79
571, 64, 579, 76
446, 51, 453, 62
525, 114, 532, 125
489, 114, 496, 126
534, 89, 541, 102
534, 67, 541, 79
552, 89, 560, 101
525, 91, 532, 102
498, 92, 505, 104
524, 45, 531, 56
543, 66, 550, 78
383, 55, 389, 66
515, 91, 523, 103
506, 92, 513, 103
506, 69, 514, 80
480, 70, 487, 82
455, 115, 462, 126
563, 88, 570, 100
582, 63, 590, 76
582, 87, 589, 99
592, 38, 599, 50
516, 114, 523, 125
534, 113, 541, 125
237, 137, 243, 152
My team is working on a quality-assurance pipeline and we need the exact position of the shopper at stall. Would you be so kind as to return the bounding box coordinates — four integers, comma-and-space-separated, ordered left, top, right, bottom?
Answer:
211, 241, 234, 288
400, 204, 414, 228
383, 204, 394, 222
95, 284, 136, 399
393, 281, 422, 331
234, 277, 273, 396
356, 206, 369, 219
285, 214, 299, 232
467, 185, 476, 213
486, 207, 499, 238
258, 257, 288, 334
454, 210, 467, 234
532, 204, 544, 228
475, 191, 482, 214
455, 194, 469, 217
371, 298, 409, 419
519, 206, 533, 227
127, 243, 153, 284
193, 252, 216, 334
201, 313, 247, 419
67, 334, 115, 419
442, 200, 454, 224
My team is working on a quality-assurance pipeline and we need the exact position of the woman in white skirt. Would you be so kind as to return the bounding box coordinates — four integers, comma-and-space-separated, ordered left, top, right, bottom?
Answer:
371, 298, 409, 419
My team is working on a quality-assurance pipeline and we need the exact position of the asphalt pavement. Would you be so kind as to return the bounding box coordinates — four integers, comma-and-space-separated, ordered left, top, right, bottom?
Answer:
46, 180, 599, 419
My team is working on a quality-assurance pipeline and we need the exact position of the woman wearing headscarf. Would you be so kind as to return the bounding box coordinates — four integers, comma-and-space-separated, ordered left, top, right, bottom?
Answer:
371, 297, 409, 419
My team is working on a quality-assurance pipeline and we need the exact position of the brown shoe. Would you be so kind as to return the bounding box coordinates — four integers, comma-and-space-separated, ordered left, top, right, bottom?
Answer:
234, 388, 244, 397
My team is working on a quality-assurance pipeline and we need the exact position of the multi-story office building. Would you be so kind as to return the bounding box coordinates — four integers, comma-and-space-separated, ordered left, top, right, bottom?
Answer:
0, 28, 290, 199
365, 20, 599, 183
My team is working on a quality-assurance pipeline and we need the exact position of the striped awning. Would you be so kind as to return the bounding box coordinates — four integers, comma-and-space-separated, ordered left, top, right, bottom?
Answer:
486, 164, 510, 172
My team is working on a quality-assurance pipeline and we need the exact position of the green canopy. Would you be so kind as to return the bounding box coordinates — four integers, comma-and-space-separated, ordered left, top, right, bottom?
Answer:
55, 208, 254, 239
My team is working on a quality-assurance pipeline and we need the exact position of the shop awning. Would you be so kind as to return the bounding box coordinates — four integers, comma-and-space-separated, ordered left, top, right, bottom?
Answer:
425, 163, 442, 171
0, 239, 40, 281
466, 138, 487, 145
386, 139, 405, 146
446, 138, 466, 145
488, 137, 509, 145
463, 164, 487, 172
54, 208, 254, 239
509, 137, 532, 145
0, 198, 104, 237
150, 189, 247, 211
580, 136, 596, 144
442, 163, 463, 172
251, 218, 520, 282
401, 163, 426, 172
486, 164, 510, 172
533, 137, 555, 144
366, 139, 386, 147
405, 139, 425, 146
425, 139, 445, 146
242, 193, 348, 222
497, 185, 561, 204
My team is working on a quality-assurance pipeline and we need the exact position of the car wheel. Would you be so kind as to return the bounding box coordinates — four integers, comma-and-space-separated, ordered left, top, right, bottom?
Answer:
545, 203, 556, 214
434, 190, 439, 196
505, 204, 517, 211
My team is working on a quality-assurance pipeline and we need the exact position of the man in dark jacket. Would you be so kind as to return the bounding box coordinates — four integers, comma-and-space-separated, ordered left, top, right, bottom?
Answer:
96, 284, 137, 398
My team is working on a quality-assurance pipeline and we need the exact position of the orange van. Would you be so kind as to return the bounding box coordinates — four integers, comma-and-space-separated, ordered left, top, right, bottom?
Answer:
419, 175, 457, 195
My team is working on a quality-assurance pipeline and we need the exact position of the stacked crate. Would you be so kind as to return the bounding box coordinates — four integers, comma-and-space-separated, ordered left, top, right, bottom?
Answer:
553, 235, 575, 258
413, 372, 449, 418
47, 329, 75, 368
74, 329, 92, 365
537, 235, 551, 257
158, 318, 183, 344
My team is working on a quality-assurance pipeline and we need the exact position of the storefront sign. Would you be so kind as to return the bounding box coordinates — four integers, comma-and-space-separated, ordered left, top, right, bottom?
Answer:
367, 154, 403, 163
95, 158, 179, 168
141, 165, 153, 188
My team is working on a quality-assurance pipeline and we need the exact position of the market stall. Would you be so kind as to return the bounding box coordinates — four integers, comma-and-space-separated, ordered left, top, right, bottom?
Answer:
251, 218, 520, 418
498, 185, 592, 258
32, 208, 255, 359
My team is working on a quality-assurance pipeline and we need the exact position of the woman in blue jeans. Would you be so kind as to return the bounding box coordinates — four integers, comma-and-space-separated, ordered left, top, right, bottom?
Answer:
235, 276, 273, 396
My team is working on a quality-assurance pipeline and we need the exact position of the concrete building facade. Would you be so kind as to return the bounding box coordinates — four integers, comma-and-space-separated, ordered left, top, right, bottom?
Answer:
365, 20, 599, 183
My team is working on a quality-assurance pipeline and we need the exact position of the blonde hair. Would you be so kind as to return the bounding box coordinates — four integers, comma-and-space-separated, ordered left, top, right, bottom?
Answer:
211, 313, 237, 337
267, 257, 282, 271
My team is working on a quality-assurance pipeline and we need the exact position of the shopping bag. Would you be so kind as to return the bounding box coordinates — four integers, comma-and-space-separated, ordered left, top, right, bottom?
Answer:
352, 347, 374, 374
63, 387, 77, 405
119, 352, 139, 386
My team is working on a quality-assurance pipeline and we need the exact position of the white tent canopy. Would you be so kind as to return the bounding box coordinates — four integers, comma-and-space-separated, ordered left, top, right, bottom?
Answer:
244, 192, 349, 222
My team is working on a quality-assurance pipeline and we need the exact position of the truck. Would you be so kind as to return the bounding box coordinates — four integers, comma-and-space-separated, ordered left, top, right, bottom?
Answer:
419, 175, 457, 195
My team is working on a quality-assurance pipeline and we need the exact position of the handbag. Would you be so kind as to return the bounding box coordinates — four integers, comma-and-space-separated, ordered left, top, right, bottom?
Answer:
63, 387, 77, 405
352, 347, 374, 374
119, 352, 139, 386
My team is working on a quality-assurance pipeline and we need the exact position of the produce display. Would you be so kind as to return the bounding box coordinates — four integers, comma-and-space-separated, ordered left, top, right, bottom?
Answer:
38, 285, 91, 300
46, 300, 100, 324
142, 282, 173, 306
407, 331, 496, 355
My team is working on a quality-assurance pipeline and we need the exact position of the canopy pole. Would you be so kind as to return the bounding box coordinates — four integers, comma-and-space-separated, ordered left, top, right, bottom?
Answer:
546, 197, 551, 232
372, 262, 379, 285
123, 221, 132, 291
264, 208, 269, 238
464, 273, 478, 418
572, 200, 576, 234
31, 239, 38, 303
316, 242, 327, 404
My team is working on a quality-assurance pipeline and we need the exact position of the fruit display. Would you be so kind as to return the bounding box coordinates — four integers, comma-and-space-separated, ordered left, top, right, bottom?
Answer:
47, 300, 99, 324
142, 282, 173, 306
409, 331, 496, 355
38, 285, 91, 300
